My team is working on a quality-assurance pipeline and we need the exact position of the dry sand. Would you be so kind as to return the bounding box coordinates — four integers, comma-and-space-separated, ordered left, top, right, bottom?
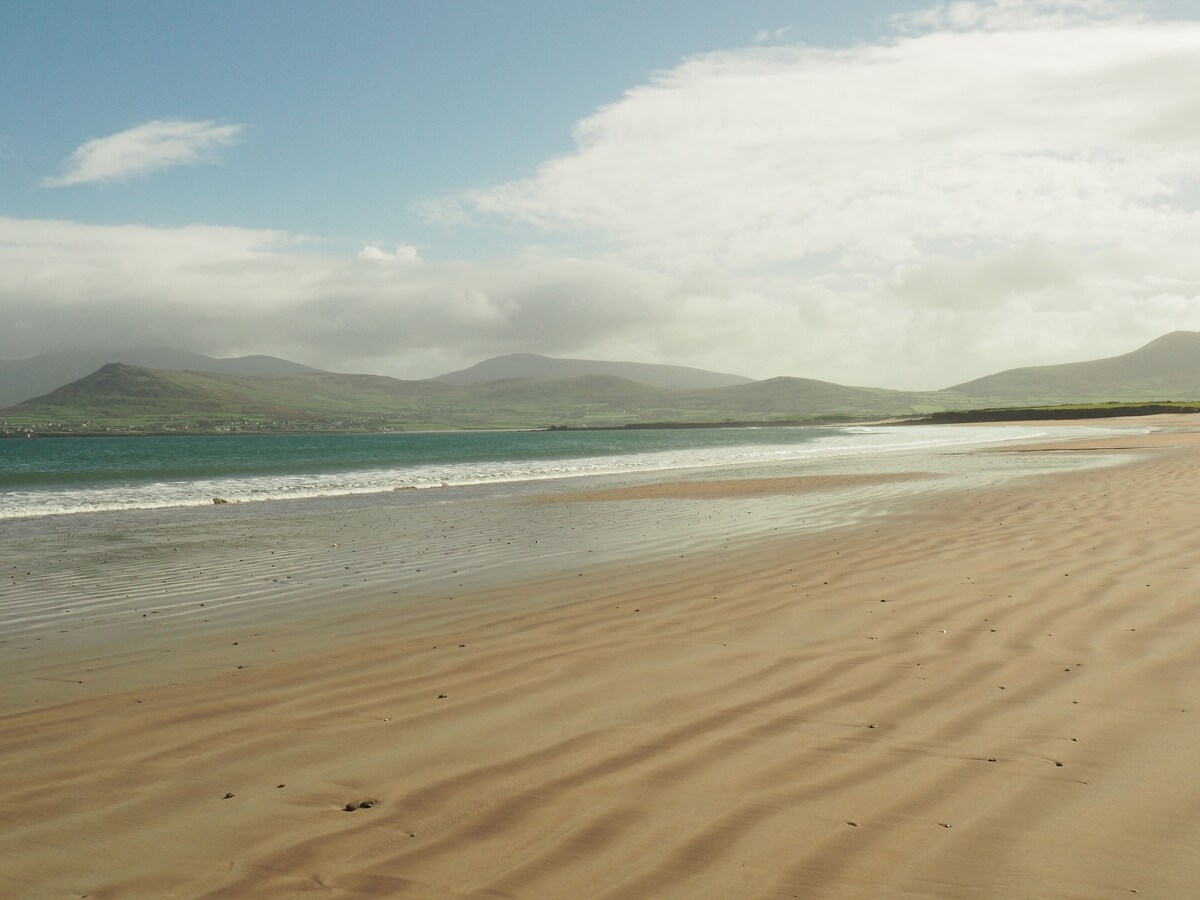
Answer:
3, 418, 1200, 898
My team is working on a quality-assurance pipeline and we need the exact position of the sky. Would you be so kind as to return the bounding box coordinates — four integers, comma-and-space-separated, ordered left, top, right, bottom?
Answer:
2, 0, 1198, 389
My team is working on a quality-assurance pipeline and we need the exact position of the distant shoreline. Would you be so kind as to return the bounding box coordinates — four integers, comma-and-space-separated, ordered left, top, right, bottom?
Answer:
542, 417, 859, 431
3, 402, 1197, 438
908, 402, 1200, 423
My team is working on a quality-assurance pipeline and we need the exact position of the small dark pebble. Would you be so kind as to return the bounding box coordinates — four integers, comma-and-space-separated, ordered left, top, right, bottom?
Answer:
437, 693, 447, 699
223, 792, 235, 799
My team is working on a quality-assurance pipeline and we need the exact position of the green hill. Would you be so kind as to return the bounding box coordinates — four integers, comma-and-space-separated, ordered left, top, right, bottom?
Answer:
433, 353, 755, 390
0, 346, 324, 407
947, 331, 1200, 403
692, 377, 912, 418
6, 332, 1200, 435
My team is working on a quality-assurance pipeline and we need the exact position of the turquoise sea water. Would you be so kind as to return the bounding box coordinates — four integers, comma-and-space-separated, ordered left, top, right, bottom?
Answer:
0, 425, 1049, 519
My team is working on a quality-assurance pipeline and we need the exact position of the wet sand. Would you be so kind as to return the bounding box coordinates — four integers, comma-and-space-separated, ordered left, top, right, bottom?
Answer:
3, 418, 1200, 897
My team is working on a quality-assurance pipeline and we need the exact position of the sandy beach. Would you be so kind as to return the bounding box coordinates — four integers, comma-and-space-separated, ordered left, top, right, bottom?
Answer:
4, 418, 1200, 898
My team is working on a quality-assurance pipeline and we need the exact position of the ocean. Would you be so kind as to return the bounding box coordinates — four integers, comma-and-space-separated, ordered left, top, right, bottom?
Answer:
0, 424, 1074, 519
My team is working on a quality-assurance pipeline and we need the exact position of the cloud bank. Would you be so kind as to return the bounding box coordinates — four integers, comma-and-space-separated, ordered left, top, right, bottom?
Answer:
431, 0, 1200, 382
44, 119, 244, 187
0, 216, 676, 380
894, 0, 1125, 32
452, 6, 1199, 277
7, 1, 1200, 387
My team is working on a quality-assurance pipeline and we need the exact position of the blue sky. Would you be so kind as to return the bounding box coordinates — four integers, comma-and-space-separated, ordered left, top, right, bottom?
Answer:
4, 1, 928, 253
2, 1, 1199, 386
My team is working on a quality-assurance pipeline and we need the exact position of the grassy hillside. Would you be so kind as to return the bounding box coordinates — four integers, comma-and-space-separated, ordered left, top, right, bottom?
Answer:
0, 347, 324, 408
8, 330, 1200, 434
948, 331, 1200, 403
434, 353, 755, 390
917, 402, 1200, 423
691, 377, 912, 417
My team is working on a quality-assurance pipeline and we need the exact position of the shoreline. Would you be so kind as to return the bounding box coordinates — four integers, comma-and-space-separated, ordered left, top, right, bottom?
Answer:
3, 417, 1200, 896
5, 401, 1197, 439
0, 421, 1133, 522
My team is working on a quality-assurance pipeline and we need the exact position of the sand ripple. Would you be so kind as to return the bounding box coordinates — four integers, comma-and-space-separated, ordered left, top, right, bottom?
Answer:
2, 425, 1199, 897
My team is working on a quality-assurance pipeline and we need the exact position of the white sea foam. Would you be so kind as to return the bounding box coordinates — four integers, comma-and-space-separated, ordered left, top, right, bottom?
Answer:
0, 424, 1124, 519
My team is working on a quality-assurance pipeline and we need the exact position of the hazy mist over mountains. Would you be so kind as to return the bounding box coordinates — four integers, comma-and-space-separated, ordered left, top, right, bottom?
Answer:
4, 5, 1199, 394
432, 354, 754, 391
0, 349, 323, 408
4, 332, 1200, 431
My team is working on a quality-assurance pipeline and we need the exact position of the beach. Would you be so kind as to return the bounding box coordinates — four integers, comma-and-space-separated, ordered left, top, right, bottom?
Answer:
3, 418, 1200, 898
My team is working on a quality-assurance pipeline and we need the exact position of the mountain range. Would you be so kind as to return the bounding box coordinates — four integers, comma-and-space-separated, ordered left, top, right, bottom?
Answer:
0, 347, 323, 408
2, 332, 1199, 433
433, 353, 754, 390
947, 331, 1200, 401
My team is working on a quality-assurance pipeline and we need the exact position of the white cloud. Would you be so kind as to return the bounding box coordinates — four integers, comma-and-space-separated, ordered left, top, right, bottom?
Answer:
3, 208, 1196, 389
451, 15, 1200, 275
43, 118, 244, 187
358, 243, 422, 264
0, 217, 682, 379
754, 26, 792, 43
893, 0, 1128, 32
6, 1, 1200, 389
426, 0, 1200, 384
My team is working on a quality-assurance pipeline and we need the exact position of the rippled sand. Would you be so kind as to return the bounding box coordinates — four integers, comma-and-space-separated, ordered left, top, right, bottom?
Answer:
3, 418, 1200, 897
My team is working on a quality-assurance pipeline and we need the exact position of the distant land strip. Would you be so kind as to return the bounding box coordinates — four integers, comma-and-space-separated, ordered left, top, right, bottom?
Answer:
911, 403, 1200, 423
543, 417, 865, 431
6, 332, 1200, 434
